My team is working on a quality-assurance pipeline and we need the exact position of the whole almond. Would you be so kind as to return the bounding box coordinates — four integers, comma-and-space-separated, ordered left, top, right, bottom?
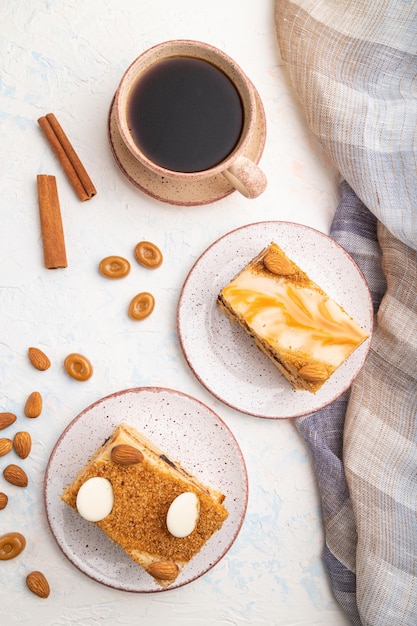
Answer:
0, 492, 8, 510
3, 464, 28, 488
263, 249, 296, 276
298, 363, 329, 382
146, 560, 179, 582
24, 391, 42, 418
110, 444, 144, 466
0, 412, 17, 430
28, 347, 51, 371
13, 432, 32, 459
26, 571, 50, 598
0, 438, 13, 457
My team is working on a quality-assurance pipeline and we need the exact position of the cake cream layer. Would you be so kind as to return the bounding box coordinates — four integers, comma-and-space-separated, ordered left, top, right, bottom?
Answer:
218, 243, 369, 392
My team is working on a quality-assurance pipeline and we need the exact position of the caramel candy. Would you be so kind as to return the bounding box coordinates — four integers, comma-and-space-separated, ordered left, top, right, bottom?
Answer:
0, 532, 26, 560
134, 241, 163, 268
128, 292, 155, 320
64, 353, 93, 381
99, 255, 130, 279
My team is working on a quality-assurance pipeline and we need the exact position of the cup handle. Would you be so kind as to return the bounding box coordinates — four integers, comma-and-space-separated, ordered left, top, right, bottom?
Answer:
222, 156, 267, 199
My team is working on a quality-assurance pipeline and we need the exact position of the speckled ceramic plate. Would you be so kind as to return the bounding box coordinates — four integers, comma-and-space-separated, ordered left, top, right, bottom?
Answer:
44, 387, 248, 592
177, 221, 373, 419
107, 84, 266, 206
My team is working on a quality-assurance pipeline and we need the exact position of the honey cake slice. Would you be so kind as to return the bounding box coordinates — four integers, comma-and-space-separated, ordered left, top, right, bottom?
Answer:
217, 242, 369, 393
61, 422, 228, 587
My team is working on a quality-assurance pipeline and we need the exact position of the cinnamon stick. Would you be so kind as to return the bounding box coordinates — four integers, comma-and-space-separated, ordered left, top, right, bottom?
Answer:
37, 174, 68, 269
38, 113, 96, 201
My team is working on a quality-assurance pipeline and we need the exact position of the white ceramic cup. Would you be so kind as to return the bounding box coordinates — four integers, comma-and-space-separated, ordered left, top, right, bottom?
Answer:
114, 40, 267, 199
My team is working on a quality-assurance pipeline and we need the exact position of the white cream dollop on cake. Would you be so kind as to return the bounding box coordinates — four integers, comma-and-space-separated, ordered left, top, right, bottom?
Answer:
166, 492, 200, 538
76, 476, 114, 522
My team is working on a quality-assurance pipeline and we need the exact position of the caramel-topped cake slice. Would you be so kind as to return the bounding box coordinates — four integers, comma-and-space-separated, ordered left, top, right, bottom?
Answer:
217, 242, 369, 393
61, 423, 228, 587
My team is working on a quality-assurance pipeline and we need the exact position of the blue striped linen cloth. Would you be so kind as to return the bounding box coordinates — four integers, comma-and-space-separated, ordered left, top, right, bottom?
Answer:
274, 2, 417, 625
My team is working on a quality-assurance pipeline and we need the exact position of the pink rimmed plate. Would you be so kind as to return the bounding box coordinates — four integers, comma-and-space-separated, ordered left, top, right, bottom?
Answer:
177, 221, 373, 419
44, 387, 248, 592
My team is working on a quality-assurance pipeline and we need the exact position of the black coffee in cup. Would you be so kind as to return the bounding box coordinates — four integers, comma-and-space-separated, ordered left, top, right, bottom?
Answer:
126, 56, 244, 173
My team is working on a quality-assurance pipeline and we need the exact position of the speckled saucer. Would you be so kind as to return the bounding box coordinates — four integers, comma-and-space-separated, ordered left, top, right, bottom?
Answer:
177, 221, 374, 419
107, 85, 266, 206
44, 387, 248, 592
